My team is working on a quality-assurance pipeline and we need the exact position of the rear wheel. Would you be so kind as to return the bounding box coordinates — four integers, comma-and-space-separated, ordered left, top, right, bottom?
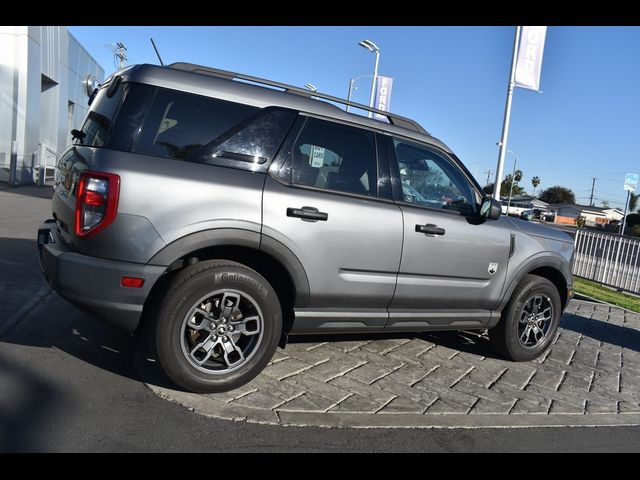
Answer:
154, 260, 281, 393
489, 274, 561, 362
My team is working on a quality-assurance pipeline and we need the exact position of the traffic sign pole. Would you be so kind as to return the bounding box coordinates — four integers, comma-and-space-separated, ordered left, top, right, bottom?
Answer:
621, 190, 631, 236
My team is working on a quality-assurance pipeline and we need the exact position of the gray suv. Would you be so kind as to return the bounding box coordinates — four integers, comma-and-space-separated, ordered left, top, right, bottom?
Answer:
37, 62, 575, 393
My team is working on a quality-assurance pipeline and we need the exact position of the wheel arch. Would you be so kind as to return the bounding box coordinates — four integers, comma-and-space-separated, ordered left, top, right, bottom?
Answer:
489, 253, 572, 329
136, 229, 310, 341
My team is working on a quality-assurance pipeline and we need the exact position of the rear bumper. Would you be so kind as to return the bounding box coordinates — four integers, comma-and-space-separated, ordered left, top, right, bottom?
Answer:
37, 221, 166, 333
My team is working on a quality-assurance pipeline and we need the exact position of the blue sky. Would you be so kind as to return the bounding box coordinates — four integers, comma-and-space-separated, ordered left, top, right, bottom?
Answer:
69, 26, 640, 209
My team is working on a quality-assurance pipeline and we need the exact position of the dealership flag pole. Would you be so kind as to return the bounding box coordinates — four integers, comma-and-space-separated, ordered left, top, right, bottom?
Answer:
493, 26, 522, 201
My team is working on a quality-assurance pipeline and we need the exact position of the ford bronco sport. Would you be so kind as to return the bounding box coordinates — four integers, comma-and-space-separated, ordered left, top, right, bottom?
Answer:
37, 62, 574, 393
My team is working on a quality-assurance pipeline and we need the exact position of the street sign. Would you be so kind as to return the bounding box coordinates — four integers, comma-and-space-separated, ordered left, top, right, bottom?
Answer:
624, 173, 638, 192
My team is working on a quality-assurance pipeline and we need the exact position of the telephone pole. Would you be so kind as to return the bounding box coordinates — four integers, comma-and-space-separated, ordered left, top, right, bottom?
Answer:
589, 177, 596, 206
485, 169, 493, 187
108, 42, 128, 69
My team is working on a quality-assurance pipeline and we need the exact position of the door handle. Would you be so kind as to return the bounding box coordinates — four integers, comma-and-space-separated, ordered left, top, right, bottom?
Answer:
415, 224, 445, 235
287, 207, 328, 221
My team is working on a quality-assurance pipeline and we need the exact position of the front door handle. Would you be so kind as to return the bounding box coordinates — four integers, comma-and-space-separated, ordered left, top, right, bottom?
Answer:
287, 207, 328, 222
415, 224, 445, 235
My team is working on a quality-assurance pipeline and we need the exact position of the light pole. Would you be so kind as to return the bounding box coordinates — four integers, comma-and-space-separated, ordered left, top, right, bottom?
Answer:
345, 74, 373, 112
506, 149, 518, 216
358, 39, 380, 118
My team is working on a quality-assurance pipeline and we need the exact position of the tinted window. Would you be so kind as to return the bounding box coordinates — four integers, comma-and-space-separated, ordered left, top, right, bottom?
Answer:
290, 117, 377, 197
76, 81, 125, 147
192, 108, 297, 168
394, 139, 476, 215
106, 83, 156, 152
134, 88, 258, 160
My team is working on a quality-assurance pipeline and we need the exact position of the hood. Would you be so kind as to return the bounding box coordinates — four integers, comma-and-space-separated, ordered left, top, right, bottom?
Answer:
504, 217, 574, 244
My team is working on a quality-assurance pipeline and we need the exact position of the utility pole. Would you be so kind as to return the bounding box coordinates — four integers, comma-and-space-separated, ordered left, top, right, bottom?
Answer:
110, 42, 128, 69
589, 177, 596, 207
485, 169, 493, 187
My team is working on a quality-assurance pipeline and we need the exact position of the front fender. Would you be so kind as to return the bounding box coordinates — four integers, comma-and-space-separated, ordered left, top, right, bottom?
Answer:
492, 251, 572, 323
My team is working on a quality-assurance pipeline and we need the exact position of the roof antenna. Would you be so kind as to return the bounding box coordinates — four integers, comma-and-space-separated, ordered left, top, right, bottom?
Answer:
150, 38, 165, 66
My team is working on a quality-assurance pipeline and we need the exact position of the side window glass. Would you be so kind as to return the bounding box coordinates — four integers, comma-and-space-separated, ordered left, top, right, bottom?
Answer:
291, 117, 377, 197
394, 139, 476, 215
193, 108, 297, 167
106, 83, 155, 152
134, 88, 258, 160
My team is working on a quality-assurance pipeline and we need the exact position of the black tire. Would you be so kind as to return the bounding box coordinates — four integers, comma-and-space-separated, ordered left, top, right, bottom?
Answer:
489, 274, 561, 362
154, 260, 282, 393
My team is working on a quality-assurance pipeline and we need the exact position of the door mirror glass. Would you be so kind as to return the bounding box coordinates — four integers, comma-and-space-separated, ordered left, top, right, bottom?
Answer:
481, 197, 502, 220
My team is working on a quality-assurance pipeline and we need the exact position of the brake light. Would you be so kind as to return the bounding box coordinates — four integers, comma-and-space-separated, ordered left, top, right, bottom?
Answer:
75, 171, 120, 237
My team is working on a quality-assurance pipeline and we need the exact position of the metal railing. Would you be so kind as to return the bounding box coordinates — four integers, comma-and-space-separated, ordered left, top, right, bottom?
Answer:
573, 229, 640, 293
32, 143, 58, 186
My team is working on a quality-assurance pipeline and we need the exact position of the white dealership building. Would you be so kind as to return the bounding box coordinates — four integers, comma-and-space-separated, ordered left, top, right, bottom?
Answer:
0, 26, 104, 185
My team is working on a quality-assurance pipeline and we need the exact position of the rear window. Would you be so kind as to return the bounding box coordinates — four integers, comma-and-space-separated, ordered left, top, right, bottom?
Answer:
75, 82, 296, 170
134, 88, 259, 160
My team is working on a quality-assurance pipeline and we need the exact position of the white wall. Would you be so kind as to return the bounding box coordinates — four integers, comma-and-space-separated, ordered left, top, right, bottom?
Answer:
0, 26, 104, 184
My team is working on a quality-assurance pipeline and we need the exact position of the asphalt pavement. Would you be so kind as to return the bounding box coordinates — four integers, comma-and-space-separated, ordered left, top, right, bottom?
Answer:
1, 184, 639, 452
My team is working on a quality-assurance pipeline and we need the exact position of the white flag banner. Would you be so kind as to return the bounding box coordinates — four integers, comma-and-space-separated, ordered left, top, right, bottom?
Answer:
372, 75, 394, 121
514, 26, 547, 91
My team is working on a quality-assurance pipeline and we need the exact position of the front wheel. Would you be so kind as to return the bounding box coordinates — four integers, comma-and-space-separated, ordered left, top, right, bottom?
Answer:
154, 260, 282, 393
489, 274, 561, 362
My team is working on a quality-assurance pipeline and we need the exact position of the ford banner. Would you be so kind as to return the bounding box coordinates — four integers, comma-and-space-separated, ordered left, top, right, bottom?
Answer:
514, 26, 547, 91
373, 75, 394, 121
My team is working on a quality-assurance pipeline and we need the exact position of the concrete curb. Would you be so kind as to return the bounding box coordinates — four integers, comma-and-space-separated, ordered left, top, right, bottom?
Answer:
146, 382, 640, 429
573, 293, 640, 316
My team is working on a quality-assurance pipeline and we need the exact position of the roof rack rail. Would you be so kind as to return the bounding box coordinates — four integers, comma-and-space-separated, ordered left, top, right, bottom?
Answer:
168, 62, 429, 136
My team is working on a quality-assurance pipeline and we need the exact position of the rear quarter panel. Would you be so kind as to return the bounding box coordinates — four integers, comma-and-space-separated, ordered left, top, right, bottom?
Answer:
56, 148, 264, 263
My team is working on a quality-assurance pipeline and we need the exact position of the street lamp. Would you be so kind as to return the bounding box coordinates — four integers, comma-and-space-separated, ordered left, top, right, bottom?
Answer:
345, 74, 373, 113
358, 39, 380, 118
304, 83, 318, 92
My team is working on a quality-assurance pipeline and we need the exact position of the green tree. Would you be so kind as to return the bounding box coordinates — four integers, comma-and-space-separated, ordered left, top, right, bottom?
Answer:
539, 186, 576, 205
629, 192, 640, 212
484, 174, 526, 197
531, 176, 541, 196
625, 213, 640, 227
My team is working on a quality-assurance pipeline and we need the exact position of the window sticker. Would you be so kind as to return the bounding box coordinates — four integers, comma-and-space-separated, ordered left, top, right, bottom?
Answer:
310, 145, 325, 168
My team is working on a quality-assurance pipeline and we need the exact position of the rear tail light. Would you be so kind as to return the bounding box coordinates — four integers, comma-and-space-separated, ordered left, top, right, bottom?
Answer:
75, 171, 120, 237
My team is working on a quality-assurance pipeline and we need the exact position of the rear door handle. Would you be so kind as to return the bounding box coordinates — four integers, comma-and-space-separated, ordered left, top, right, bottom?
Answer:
415, 224, 445, 235
287, 207, 328, 222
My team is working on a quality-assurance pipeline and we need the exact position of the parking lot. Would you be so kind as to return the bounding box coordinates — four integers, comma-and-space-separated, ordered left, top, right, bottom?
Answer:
2, 185, 640, 451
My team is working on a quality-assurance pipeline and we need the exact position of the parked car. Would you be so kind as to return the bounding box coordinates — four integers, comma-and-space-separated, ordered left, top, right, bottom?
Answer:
520, 209, 535, 221
37, 62, 575, 393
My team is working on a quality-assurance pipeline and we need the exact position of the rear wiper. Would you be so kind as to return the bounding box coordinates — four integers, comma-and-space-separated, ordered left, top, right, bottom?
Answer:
71, 129, 86, 144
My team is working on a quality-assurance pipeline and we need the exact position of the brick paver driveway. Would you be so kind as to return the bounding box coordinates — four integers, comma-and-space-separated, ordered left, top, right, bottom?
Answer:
139, 299, 640, 428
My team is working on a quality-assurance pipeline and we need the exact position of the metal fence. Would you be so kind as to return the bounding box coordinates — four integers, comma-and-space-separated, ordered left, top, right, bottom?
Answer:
573, 229, 640, 293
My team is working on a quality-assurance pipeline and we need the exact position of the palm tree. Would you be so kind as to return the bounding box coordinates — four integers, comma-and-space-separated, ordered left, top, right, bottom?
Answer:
531, 176, 541, 196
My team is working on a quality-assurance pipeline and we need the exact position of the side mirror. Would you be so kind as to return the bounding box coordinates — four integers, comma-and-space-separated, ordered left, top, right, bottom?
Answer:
480, 197, 502, 220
